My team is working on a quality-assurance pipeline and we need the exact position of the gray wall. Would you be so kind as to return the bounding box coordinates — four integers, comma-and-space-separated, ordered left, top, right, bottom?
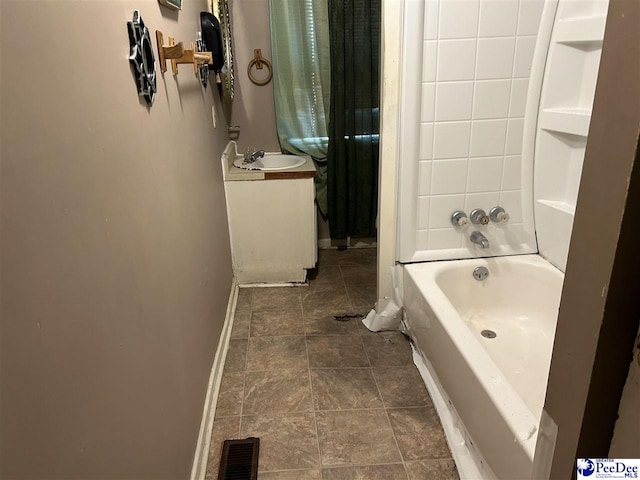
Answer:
0, 1, 233, 478
229, 0, 280, 152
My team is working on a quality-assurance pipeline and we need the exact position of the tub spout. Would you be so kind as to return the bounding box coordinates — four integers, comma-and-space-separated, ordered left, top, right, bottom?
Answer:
470, 231, 490, 248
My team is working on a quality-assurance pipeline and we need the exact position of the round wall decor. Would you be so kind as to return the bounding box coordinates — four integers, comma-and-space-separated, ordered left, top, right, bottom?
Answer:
128, 10, 157, 106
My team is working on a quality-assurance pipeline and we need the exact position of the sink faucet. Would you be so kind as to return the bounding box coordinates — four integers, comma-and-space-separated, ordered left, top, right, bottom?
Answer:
244, 148, 265, 163
470, 231, 490, 248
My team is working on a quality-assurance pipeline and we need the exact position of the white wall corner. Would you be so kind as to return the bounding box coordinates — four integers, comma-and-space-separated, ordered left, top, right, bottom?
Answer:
377, 0, 404, 299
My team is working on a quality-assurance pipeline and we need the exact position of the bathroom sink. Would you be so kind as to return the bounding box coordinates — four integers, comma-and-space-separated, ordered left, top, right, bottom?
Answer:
234, 153, 306, 171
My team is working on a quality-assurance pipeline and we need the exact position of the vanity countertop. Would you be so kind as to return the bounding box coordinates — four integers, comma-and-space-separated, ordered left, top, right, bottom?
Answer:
223, 153, 317, 182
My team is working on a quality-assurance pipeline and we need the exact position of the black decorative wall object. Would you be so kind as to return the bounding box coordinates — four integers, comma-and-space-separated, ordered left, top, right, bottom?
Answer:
196, 33, 209, 88
128, 10, 157, 106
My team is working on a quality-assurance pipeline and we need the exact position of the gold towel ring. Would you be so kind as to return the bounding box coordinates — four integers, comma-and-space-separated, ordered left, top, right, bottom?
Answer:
248, 49, 272, 86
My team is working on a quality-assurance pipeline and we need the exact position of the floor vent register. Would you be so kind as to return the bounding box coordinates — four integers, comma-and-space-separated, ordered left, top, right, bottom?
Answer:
217, 437, 260, 480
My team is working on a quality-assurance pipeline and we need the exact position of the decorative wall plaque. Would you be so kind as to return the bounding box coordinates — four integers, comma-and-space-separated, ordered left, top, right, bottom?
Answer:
128, 10, 157, 106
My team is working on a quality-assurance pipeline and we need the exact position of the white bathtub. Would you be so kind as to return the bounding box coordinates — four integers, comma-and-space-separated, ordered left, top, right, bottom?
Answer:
402, 254, 563, 479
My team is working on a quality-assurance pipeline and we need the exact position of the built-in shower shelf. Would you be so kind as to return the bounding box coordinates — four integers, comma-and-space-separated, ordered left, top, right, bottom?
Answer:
540, 108, 591, 136
534, 2, 608, 273
535, 199, 576, 271
555, 16, 607, 46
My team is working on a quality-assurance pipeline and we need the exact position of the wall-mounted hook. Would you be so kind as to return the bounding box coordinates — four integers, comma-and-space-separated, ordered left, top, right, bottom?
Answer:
178, 43, 213, 75
227, 125, 240, 141
156, 30, 213, 75
156, 30, 184, 73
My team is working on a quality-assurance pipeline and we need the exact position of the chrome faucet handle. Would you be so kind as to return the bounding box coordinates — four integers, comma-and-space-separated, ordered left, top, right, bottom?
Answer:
490, 206, 510, 223
451, 211, 469, 228
244, 146, 254, 162
470, 208, 490, 225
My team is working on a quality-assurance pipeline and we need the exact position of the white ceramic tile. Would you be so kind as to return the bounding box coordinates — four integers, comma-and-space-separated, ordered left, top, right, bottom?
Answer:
437, 40, 476, 81
518, 0, 544, 36
505, 118, 524, 155
417, 196, 431, 229
439, 0, 479, 39
513, 36, 536, 78
424, 0, 440, 40
421, 83, 436, 122
433, 122, 471, 159
422, 41, 438, 82
476, 37, 515, 80
509, 78, 529, 117
429, 194, 466, 228
467, 156, 503, 193
418, 161, 433, 195
478, 0, 518, 37
416, 230, 430, 251
429, 228, 463, 250
419, 123, 434, 160
432, 159, 469, 195
499, 190, 523, 222
472, 80, 511, 119
502, 155, 521, 190
435, 82, 474, 121
464, 192, 500, 212
469, 119, 507, 157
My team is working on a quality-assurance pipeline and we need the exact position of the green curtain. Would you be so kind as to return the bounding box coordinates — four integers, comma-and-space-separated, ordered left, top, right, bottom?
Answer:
269, 0, 331, 215
327, 0, 380, 239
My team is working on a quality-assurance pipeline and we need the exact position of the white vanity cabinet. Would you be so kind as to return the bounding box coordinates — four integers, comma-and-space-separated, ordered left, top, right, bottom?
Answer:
221, 142, 317, 284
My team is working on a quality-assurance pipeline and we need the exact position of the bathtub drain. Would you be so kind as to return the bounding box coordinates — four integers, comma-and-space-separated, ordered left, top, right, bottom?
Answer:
473, 266, 489, 281
481, 329, 497, 339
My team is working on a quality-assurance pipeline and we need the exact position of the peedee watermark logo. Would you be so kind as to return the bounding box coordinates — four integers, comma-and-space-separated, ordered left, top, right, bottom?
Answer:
577, 459, 640, 479
578, 459, 596, 477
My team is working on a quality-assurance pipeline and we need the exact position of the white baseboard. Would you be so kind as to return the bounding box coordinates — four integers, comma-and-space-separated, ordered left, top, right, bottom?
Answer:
190, 277, 239, 480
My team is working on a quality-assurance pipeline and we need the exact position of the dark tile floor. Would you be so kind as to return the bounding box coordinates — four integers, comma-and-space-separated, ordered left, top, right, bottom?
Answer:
205, 248, 458, 480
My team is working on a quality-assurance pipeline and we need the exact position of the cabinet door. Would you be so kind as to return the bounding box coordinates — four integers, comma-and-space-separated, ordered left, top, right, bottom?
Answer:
225, 178, 317, 283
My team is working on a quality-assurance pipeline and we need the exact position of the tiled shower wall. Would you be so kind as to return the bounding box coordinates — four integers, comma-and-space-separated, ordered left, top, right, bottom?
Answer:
415, 0, 544, 252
